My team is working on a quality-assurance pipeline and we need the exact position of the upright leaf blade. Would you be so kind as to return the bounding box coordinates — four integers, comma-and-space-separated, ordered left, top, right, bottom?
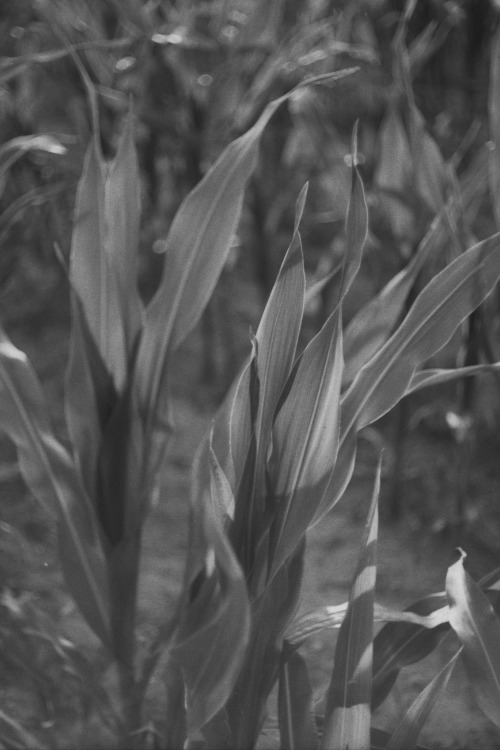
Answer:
70, 137, 125, 388
278, 647, 318, 750
385, 651, 460, 750
320, 461, 380, 750
269, 308, 344, 579
446, 551, 500, 728
489, 24, 500, 228
105, 107, 144, 360
172, 464, 250, 737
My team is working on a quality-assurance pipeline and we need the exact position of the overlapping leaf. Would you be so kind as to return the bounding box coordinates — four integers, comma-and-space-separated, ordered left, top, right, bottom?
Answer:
446, 551, 500, 728
341, 232, 500, 436
278, 647, 318, 750
320, 461, 380, 750
134, 69, 357, 427
0, 329, 111, 648
172, 459, 250, 737
489, 25, 500, 228
70, 136, 124, 388
385, 651, 460, 750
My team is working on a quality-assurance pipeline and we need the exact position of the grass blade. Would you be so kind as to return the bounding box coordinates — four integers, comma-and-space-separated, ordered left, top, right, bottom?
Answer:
135, 70, 357, 428
342, 224, 435, 386
446, 550, 500, 728
385, 651, 460, 750
70, 136, 125, 388
269, 308, 343, 580
0, 330, 112, 648
320, 460, 381, 750
65, 290, 117, 499
489, 25, 500, 228
104, 106, 144, 361
286, 601, 449, 650
172, 467, 250, 737
278, 646, 318, 750
408, 363, 500, 393
341, 233, 500, 436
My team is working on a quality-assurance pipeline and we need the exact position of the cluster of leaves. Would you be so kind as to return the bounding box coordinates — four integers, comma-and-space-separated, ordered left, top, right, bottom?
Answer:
1, 2, 500, 749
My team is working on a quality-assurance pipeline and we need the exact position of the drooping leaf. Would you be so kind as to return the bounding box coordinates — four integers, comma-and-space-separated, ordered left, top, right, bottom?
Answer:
408, 363, 500, 394
320, 460, 380, 750
372, 592, 449, 711
278, 646, 318, 750
0, 330, 112, 648
285, 600, 450, 650
341, 232, 500, 436
385, 650, 460, 750
446, 550, 500, 728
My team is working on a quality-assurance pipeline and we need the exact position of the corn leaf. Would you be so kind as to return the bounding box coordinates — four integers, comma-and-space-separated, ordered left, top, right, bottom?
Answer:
342, 225, 435, 386
134, 70, 357, 422
489, 25, 500, 228
172, 466, 250, 736
385, 651, 460, 750
408, 363, 500, 394
278, 647, 318, 750
320, 460, 380, 750
338, 124, 369, 303
0, 330, 112, 648
285, 601, 450, 650
269, 308, 343, 580
70, 136, 125, 389
341, 233, 500, 436
65, 290, 117, 499
254, 186, 307, 472
104, 107, 144, 361
372, 593, 449, 711
446, 551, 500, 728
226, 540, 305, 749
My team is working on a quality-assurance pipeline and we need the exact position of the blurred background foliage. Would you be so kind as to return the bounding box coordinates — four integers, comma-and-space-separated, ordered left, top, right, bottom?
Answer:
1, 0, 500, 536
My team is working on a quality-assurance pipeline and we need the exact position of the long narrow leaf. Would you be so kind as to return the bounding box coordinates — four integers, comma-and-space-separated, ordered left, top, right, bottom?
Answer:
385, 650, 460, 750
135, 69, 357, 424
341, 233, 500, 436
104, 106, 144, 362
408, 363, 500, 394
70, 136, 125, 388
172, 462, 250, 736
489, 25, 500, 228
320, 461, 381, 750
0, 330, 112, 648
269, 308, 343, 580
278, 647, 318, 750
446, 550, 500, 728
286, 601, 450, 650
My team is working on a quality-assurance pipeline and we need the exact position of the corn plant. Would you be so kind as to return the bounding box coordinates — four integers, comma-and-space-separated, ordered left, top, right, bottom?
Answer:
1, 59, 500, 750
